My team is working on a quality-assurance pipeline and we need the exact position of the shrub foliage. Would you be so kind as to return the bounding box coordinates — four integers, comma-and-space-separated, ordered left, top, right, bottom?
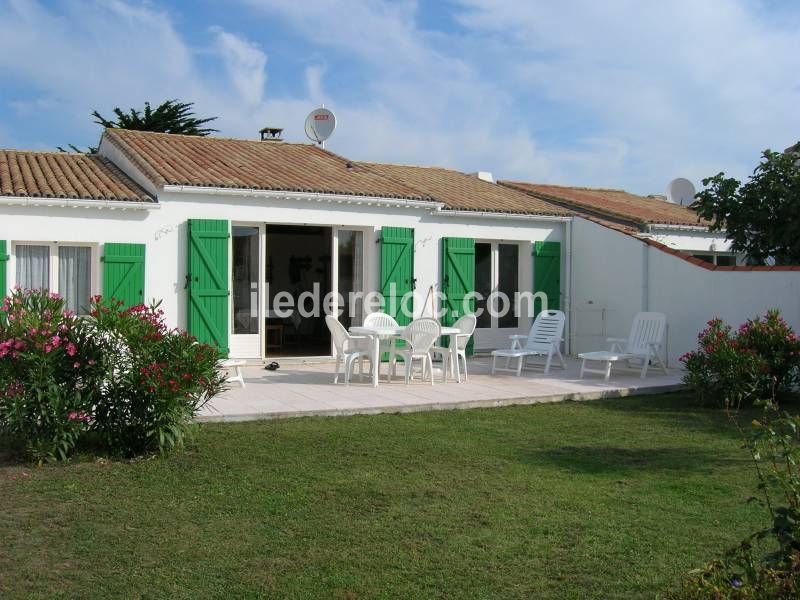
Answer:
681, 311, 800, 409
0, 289, 226, 462
671, 310, 800, 598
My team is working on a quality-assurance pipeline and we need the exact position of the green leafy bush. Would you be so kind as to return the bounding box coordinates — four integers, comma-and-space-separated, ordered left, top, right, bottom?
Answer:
680, 311, 800, 409
89, 298, 226, 457
0, 290, 226, 463
666, 402, 800, 599
0, 289, 102, 463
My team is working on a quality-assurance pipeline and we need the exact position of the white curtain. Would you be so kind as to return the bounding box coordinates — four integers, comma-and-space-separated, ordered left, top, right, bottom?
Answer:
58, 246, 91, 314
352, 231, 363, 326
16, 245, 50, 291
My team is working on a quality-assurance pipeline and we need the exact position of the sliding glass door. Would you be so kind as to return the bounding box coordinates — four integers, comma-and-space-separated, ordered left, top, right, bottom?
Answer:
335, 229, 364, 330
230, 225, 262, 359
473, 241, 521, 349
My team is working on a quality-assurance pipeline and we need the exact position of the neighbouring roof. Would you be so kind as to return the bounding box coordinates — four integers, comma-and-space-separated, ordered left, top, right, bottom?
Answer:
102, 129, 430, 201
358, 162, 572, 216
0, 149, 154, 203
500, 181, 706, 228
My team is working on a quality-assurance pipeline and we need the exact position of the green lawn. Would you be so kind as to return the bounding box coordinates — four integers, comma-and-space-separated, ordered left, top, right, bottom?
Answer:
0, 393, 770, 599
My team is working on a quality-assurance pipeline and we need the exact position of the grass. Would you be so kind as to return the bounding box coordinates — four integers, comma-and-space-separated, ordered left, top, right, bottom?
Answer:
0, 393, 772, 599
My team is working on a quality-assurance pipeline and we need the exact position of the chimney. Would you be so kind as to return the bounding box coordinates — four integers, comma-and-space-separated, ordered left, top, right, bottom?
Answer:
259, 126, 283, 142
470, 171, 495, 183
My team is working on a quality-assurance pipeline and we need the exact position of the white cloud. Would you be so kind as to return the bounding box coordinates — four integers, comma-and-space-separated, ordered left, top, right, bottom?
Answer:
211, 27, 267, 107
0, 0, 798, 193
453, 0, 800, 190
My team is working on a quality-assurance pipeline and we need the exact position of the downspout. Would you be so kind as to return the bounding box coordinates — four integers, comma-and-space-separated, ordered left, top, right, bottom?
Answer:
565, 218, 574, 355
642, 241, 650, 311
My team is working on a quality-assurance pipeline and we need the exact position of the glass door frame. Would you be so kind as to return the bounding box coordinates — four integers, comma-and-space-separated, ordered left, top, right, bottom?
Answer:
473, 239, 523, 350
228, 223, 367, 360
331, 226, 367, 358
229, 222, 265, 360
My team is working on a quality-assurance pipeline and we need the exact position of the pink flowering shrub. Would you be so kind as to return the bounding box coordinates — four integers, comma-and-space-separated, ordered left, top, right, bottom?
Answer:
88, 297, 226, 457
0, 289, 102, 463
0, 290, 226, 463
681, 310, 800, 408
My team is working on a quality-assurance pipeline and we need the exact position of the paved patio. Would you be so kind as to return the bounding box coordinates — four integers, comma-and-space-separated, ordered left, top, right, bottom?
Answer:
198, 356, 684, 422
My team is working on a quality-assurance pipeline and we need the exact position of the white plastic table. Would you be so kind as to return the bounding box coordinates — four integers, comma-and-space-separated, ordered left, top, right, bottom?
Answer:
349, 325, 460, 387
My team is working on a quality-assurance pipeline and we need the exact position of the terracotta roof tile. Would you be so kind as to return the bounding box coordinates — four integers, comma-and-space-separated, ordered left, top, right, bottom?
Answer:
102, 129, 430, 201
500, 181, 706, 227
0, 149, 154, 203
358, 162, 572, 216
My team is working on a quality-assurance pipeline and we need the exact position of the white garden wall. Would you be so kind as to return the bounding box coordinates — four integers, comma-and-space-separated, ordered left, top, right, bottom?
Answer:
570, 217, 800, 365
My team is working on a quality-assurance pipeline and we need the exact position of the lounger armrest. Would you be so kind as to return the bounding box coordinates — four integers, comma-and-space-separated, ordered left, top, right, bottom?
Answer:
606, 337, 626, 352
509, 334, 526, 349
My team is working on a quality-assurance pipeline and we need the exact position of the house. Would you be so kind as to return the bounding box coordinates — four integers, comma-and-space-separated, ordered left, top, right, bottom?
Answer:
1, 128, 798, 366
500, 181, 738, 266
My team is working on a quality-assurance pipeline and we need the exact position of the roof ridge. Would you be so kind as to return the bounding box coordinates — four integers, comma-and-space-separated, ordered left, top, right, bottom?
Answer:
501, 180, 627, 194
109, 127, 323, 149
358, 160, 457, 172
0, 148, 87, 157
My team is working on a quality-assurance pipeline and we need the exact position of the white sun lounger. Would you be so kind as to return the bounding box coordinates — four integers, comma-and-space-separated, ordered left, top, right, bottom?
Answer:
491, 310, 566, 375
578, 312, 668, 380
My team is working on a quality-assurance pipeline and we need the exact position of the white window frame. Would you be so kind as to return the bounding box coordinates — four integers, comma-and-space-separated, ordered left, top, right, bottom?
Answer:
474, 240, 522, 331
10, 241, 100, 309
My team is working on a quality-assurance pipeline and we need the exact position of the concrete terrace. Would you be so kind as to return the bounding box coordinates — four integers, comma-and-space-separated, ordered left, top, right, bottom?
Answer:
199, 357, 684, 422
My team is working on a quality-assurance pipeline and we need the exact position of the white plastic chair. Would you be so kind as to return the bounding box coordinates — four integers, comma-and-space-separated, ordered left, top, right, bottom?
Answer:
390, 318, 441, 385
431, 314, 477, 383
579, 312, 668, 380
363, 311, 404, 381
491, 310, 566, 376
325, 315, 373, 385
219, 359, 246, 388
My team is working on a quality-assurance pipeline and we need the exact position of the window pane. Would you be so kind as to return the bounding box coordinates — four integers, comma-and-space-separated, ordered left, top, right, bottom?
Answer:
16, 245, 50, 291
692, 254, 714, 264
232, 226, 260, 334
716, 255, 736, 267
338, 230, 363, 328
58, 246, 92, 315
474, 243, 492, 328
497, 244, 519, 328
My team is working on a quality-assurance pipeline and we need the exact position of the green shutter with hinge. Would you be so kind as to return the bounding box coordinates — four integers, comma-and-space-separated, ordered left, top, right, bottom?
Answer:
441, 237, 475, 355
533, 241, 561, 318
0, 241, 6, 323
102, 243, 145, 308
0, 240, 8, 296
380, 227, 414, 359
187, 219, 230, 356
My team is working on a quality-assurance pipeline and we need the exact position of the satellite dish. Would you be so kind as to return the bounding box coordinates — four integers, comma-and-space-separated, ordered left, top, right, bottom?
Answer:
666, 178, 696, 206
304, 107, 336, 146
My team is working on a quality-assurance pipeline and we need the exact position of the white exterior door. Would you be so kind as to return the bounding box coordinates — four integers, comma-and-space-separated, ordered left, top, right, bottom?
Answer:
473, 241, 526, 350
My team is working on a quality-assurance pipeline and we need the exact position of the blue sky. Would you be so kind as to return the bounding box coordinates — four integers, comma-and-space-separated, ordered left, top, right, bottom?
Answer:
1, 0, 798, 194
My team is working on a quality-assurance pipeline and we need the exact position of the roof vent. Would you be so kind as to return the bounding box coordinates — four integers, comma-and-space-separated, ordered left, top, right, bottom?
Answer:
259, 127, 283, 142
470, 171, 494, 183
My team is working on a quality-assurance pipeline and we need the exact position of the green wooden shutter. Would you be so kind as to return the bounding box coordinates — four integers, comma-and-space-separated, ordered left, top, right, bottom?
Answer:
533, 241, 561, 318
380, 227, 415, 326
188, 219, 230, 356
102, 243, 145, 308
0, 241, 8, 296
441, 237, 475, 355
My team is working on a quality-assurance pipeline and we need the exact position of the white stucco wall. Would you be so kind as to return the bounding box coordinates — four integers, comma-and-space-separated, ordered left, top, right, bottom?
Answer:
0, 191, 566, 356
571, 217, 800, 365
5, 199, 797, 364
646, 228, 733, 253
